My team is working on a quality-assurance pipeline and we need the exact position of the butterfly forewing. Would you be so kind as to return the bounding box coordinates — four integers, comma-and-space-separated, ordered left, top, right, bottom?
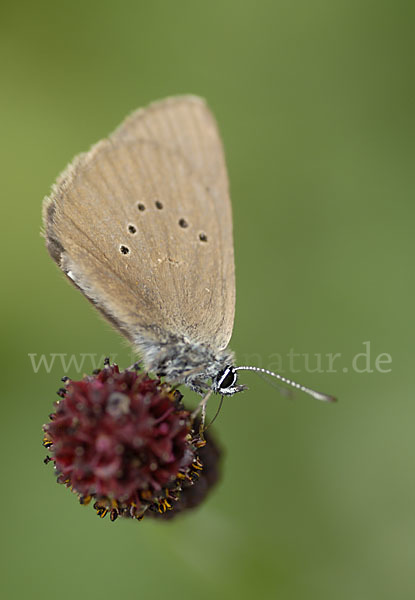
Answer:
43, 96, 235, 352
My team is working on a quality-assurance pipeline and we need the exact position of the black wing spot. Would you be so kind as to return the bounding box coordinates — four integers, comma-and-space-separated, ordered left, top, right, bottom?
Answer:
155, 201, 163, 209
199, 232, 207, 242
128, 225, 137, 234
137, 203, 145, 211
179, 218, 188, 228
120, 245, 130, 255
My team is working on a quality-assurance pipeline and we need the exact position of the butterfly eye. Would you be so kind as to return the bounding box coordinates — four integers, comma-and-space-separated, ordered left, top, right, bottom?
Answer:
217, 366, 237, 391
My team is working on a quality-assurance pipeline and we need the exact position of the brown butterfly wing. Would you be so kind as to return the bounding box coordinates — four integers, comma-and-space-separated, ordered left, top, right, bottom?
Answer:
43, 96, 235, 351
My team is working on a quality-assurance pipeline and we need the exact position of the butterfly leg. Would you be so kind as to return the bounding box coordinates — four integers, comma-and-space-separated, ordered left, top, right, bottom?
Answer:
191, 389, 213, 436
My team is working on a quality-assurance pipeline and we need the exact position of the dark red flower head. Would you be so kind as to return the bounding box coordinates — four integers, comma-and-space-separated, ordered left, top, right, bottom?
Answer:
43, 362, 220, 521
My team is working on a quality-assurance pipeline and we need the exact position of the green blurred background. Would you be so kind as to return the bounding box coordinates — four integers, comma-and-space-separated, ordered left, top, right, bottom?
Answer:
1, 1, 414, 598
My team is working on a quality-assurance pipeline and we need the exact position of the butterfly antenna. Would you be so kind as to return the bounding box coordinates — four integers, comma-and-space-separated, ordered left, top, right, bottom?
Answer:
235, 366, 337, 403
256, 371, 293, 398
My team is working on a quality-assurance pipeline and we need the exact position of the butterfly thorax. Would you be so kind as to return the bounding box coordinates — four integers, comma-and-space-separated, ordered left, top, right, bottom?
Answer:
135, 333, 236, 394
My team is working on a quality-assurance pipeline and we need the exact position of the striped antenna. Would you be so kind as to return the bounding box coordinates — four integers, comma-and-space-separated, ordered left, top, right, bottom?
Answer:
235, 366, 337, 403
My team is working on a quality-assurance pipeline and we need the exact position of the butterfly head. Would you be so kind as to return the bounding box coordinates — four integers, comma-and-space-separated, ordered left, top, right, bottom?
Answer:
212, 365, 247, 396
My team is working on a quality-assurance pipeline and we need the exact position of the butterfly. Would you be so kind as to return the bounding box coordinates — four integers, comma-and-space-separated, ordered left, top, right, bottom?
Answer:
43, 96, 335, 425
